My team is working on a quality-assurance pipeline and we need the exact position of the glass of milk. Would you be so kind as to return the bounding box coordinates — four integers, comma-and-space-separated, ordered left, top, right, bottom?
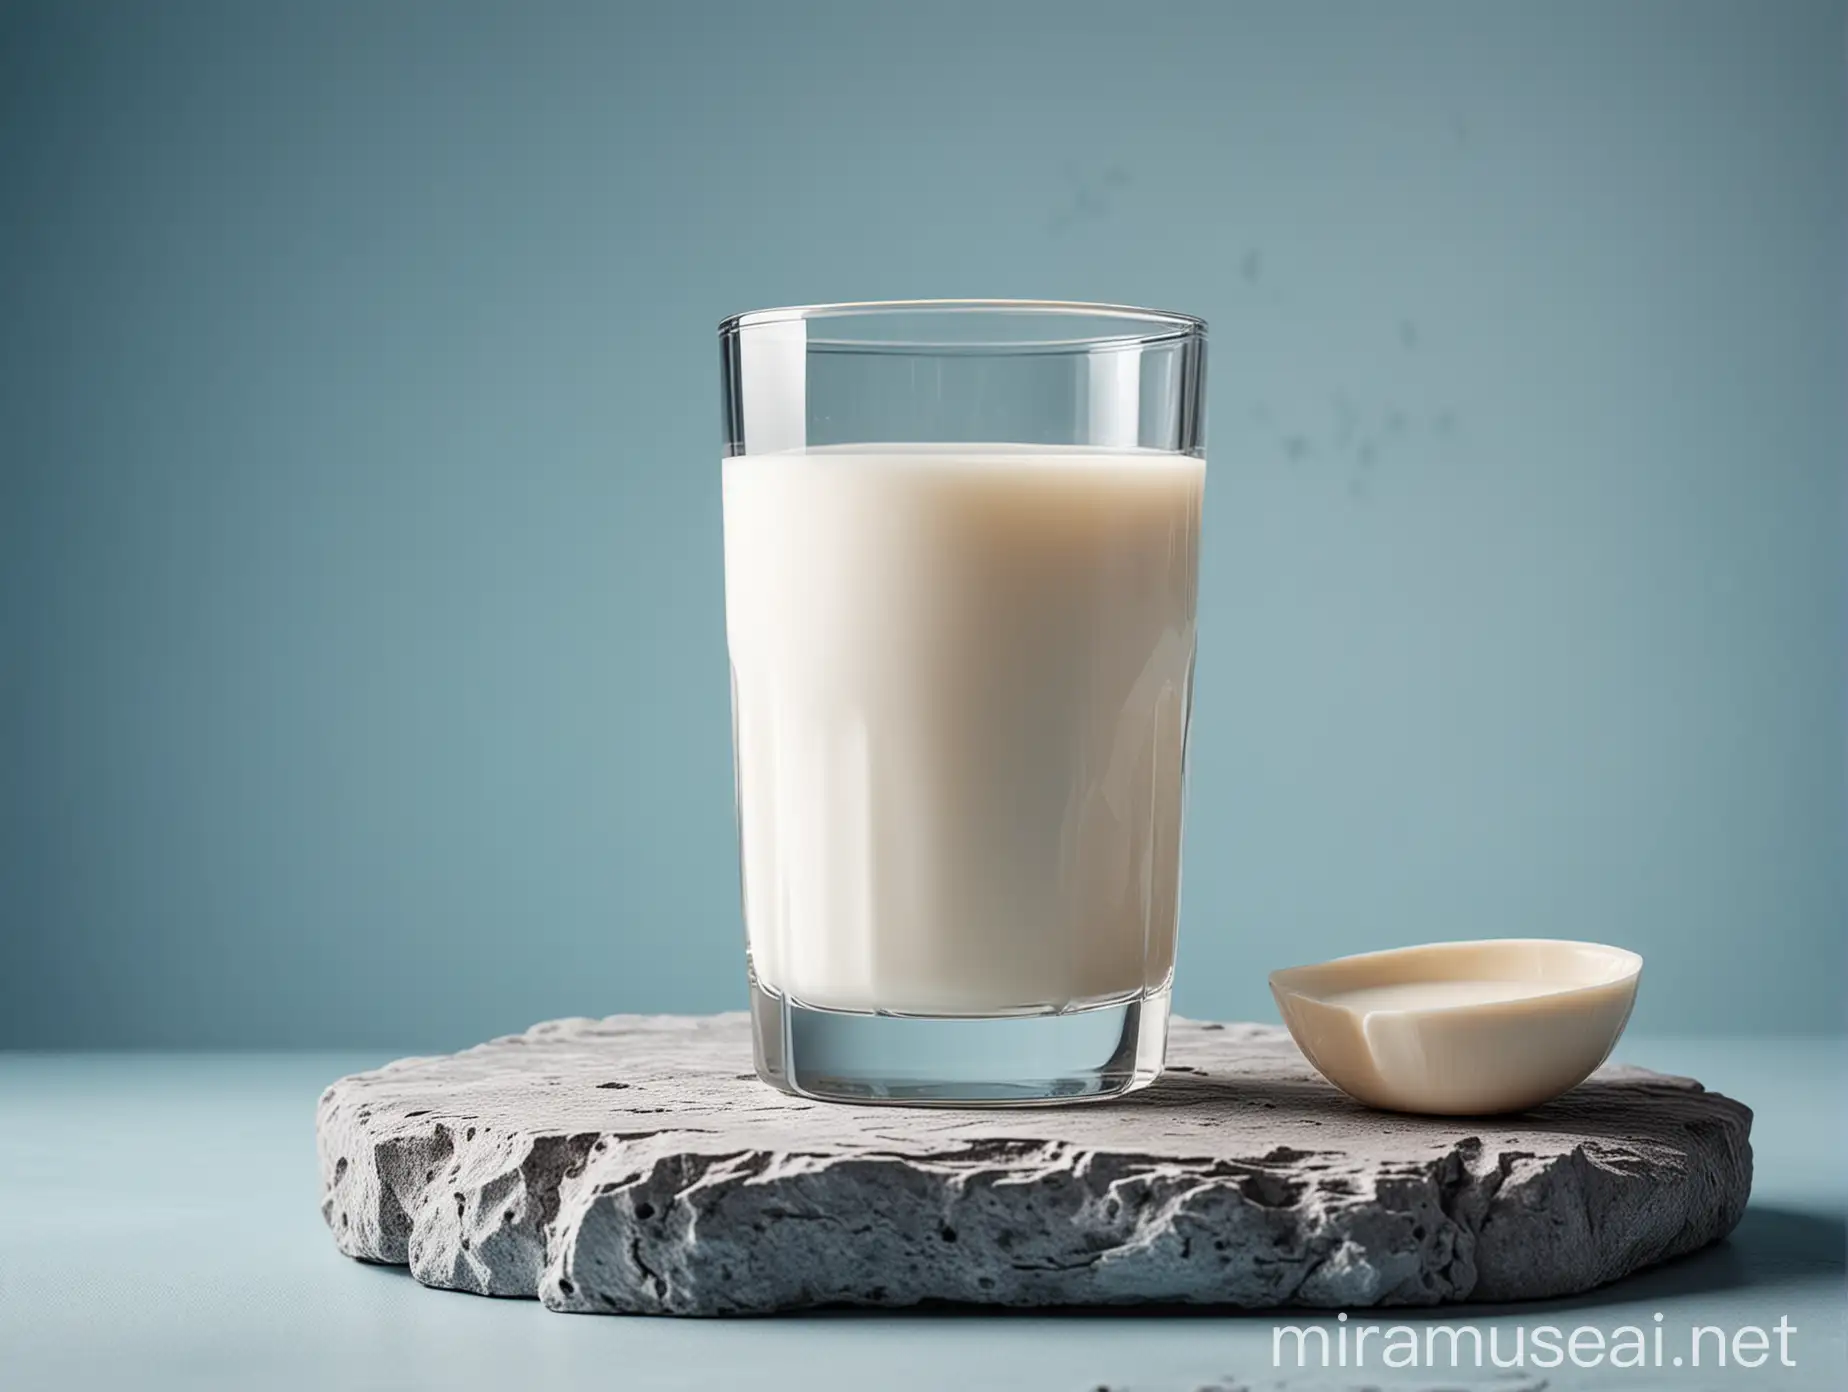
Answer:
720, 301, 1207, 1104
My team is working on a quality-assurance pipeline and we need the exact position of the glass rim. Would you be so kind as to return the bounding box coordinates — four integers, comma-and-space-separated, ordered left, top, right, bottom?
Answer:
717, 299, 1206, 351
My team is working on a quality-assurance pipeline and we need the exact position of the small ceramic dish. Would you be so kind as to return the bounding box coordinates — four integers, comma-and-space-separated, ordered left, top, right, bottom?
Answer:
1269, 938, 1642, 1115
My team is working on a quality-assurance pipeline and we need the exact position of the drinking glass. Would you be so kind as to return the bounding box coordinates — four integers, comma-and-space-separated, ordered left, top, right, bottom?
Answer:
719, 300, 1207, 1104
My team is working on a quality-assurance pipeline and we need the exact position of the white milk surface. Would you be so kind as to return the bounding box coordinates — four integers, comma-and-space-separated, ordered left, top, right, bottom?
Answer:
1318, 980, 1575, 1013
723, 444, 1204, 1015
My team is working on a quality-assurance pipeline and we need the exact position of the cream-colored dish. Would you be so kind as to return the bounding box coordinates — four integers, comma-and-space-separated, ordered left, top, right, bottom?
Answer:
1269, 939, 1642, 1115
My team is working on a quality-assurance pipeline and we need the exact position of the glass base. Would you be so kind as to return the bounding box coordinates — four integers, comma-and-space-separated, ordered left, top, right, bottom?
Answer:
749, 977, 1170, 1106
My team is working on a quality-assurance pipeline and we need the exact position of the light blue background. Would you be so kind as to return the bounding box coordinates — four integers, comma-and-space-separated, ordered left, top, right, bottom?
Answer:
3, 0, 1843, 1049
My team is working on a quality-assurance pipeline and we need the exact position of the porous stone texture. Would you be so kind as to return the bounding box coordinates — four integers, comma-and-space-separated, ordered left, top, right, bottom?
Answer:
316, 1016, 1751, 1315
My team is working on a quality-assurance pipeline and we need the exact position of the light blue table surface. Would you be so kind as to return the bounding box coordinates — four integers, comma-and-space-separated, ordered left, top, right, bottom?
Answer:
1, 1037, 1841, 1391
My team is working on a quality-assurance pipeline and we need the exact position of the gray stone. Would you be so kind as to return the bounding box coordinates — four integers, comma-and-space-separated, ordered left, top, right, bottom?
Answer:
316, 1015, 1751, 1314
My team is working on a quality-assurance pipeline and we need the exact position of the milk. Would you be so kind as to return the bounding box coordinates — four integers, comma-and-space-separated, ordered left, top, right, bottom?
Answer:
722, 444, 1204, 1016
1318, 980, 1572, 1014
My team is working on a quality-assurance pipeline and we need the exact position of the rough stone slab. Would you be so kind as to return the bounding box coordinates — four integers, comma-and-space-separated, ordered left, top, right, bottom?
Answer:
315, 1015, 1752, 1315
